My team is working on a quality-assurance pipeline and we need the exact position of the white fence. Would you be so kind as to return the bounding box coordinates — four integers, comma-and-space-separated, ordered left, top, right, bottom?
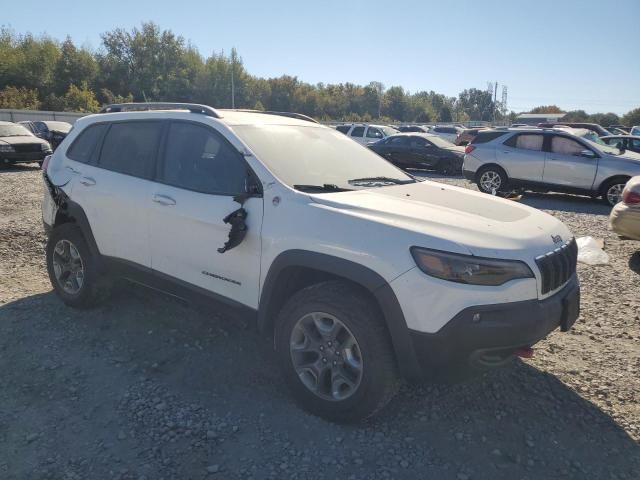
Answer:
0, 109, 86, 124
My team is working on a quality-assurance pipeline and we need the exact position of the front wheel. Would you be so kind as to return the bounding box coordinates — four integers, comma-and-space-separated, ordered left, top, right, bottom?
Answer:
601, 178, 628, 206
274, 281, 398, 422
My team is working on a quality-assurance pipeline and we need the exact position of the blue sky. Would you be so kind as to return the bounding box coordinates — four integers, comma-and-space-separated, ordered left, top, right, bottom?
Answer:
3, 0, 639, 114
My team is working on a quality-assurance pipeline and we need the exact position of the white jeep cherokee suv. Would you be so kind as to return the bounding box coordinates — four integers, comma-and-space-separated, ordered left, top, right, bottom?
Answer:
42, 103, 580, 422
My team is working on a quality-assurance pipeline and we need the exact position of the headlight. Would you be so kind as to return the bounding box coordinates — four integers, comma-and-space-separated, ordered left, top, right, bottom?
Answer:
410, 247, 534, 286
0, 145, 14, 152
41, 143, 52, 151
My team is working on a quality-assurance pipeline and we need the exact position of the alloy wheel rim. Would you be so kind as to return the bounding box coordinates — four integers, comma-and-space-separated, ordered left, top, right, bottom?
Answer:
289, 312, 363, 401
480, 171, 502, 192
52, 239, 84, 295
606, 184, 624, 205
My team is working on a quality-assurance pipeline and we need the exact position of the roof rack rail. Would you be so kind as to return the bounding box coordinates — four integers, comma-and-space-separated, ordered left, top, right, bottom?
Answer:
225, 109, 319, 124
99, 102, 221, 118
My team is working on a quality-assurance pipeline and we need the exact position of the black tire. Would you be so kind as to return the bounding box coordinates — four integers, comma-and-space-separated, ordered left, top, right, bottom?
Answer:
46, 223, 110, 308
476, 165, 508, 194
274, 280, 398, 422
599, 177, 629, 207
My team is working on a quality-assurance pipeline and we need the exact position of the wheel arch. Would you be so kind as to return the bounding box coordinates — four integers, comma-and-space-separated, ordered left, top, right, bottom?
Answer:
259, 250, 422, 378
52, 190, 102, 261
597, 174, 631, 196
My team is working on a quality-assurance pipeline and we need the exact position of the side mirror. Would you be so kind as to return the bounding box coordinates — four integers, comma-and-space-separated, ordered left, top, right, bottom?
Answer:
578, 149, 596, 158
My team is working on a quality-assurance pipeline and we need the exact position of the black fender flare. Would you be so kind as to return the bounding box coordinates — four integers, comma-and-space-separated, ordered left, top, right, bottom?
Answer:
259, 250, 422, 378
52, 186, 102, 262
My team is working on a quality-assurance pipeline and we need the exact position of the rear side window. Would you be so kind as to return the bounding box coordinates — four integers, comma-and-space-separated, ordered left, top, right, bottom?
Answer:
67, 123, 108, 163
99, 122, 163, 178
350, 126, 365, 137
335, 125, 350, 134
503, 133, 544, 151
389, 136, 408, 145
471, 131, 508, 144
161, 122, 247, 195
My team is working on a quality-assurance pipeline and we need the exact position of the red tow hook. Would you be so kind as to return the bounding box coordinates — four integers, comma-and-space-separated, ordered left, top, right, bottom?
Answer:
515, 347, 534, 359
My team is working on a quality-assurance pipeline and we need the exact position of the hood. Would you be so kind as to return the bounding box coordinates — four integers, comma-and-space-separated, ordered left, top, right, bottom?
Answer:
309, 181, 571, 259
0, 135, 48, 146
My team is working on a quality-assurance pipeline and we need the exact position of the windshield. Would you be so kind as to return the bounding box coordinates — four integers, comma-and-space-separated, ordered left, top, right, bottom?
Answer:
584, 138, 623, 155
234, 125, 415, 190
0, 124, 33, 137
381, 126, 399, 136
44, 121, 71, 132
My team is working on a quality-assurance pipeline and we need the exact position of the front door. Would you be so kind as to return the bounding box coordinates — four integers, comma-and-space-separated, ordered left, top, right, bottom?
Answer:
543, 134, 598, 189
148, 121, 263, 308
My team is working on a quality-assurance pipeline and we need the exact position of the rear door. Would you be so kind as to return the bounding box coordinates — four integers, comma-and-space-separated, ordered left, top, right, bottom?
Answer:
543, 134, 598, 189
383, 136, 411, 165
408, 136, 437, 167
148, 120, 263, 308
499, 132, 546, 182
68, 120, 163, 267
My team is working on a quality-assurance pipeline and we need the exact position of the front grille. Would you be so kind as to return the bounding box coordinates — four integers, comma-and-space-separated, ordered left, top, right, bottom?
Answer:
13, 143, 42, 153
535, 238, 578, 294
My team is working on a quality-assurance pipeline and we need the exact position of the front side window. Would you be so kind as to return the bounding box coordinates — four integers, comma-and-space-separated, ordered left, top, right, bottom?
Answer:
67, 123, 108, 163
410, 137, 427, 148
34, 122, 49, 134
99, 121, 163, 178
234, 125, 414, 190
350, 126, 365, 137
366, 127, 383, 139
161, 122, 247, 195
551, 136, 586, 155
336, 125, 350, 134
389, 136, 409, 145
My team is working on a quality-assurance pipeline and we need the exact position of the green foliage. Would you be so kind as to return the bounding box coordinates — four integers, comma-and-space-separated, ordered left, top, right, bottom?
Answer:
621, 108, 640, 126
529, 105, 563, 114
0, 23, 637, 123
0, 86, 39, 109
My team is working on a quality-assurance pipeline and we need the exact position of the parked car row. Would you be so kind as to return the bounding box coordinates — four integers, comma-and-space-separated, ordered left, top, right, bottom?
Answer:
463, 127, 640, 206
19, 120, 72, 150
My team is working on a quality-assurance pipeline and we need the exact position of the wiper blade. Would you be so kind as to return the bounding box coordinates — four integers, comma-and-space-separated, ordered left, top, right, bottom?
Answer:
293, 184, 352, 193
348, 176, 414, 186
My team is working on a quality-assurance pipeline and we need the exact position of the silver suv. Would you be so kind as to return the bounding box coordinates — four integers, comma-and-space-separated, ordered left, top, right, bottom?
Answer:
463, 128, 640, 206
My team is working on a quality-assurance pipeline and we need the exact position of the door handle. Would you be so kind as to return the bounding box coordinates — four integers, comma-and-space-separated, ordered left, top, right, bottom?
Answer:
79, 176, 96, 186
153, 194, 176, 206
65, 165, 80, 174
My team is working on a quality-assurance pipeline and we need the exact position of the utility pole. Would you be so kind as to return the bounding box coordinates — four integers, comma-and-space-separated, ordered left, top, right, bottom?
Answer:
493, 81, 498, 123
231, 62, 235, 109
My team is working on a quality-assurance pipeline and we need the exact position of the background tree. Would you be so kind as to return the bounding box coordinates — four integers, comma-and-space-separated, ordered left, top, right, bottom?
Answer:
0, 86, 39, 109
529, 105, 563, 114
621, 108, 640, 126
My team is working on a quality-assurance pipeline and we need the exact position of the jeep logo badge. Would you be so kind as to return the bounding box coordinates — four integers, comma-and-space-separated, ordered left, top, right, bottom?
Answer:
551, 234, 563, 244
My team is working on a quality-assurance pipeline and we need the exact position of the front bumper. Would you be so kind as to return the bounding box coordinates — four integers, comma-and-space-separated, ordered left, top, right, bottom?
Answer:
1, 150, 51, 163
409, 275, 580, 374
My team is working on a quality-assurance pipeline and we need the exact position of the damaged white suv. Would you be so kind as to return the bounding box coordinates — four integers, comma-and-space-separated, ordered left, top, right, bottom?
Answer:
42, 103, 580, 422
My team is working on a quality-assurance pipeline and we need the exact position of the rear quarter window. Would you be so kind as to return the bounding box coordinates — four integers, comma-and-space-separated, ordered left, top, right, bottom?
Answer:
66, 123, 109, 163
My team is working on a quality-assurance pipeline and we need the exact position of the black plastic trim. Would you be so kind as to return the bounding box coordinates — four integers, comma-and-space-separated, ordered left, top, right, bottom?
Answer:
259, 250, 422, 378
409, 276, 580, 373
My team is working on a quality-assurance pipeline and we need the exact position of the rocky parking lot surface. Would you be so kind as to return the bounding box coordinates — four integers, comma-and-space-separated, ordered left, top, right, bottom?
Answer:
0, 165, 638, 480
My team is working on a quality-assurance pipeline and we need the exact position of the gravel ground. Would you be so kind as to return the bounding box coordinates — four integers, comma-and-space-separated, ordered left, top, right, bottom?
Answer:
0, 164, 638, 480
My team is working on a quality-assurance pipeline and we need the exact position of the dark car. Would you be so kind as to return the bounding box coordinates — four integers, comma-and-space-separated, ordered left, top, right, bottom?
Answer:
368, 133, 465, 174
396, 125, 429, 133
601, 135, 640, 154
19, 120, 72, 150
0, 121, 53, 167
537, 122, 611, 137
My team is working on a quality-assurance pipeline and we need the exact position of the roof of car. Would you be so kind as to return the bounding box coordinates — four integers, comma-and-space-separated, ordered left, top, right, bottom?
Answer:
388, 132, 439, 139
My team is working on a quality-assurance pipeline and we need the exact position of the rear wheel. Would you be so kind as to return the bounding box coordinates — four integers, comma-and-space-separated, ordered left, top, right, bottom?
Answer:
476, 165, 508, 194
274, 281, 398, 422
46, 224, 110, 308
